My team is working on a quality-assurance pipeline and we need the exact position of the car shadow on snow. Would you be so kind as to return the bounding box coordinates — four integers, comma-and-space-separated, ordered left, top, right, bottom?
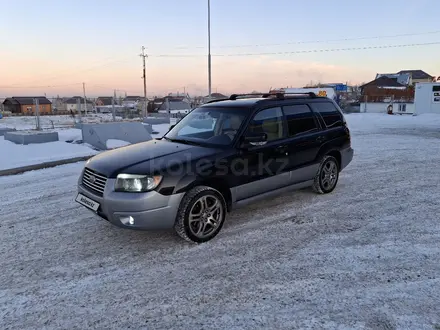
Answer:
85, 184, 350, 247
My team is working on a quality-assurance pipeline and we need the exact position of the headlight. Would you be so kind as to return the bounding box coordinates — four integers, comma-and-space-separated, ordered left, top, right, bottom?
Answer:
114, 174, 162, 192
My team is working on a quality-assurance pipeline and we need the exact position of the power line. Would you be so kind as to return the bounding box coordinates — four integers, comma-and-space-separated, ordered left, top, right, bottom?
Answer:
171, 30, 440, 49
88, 84, 144, 96
149, 41, 440, 58
2, 41, 438, 92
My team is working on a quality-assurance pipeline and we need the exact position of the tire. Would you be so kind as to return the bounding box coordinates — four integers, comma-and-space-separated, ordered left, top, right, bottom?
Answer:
174, 186, 227, 243
312, 155, 340, 194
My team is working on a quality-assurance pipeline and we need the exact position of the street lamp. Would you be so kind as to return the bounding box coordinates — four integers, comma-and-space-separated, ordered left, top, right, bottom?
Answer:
208, 0, 212, 99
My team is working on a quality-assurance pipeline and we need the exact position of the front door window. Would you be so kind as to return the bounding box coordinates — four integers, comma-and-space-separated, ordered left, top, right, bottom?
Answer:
247, 107, 285, 142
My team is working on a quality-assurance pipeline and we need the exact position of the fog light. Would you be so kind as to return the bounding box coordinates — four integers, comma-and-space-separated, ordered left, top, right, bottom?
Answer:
120, 216, 135, 226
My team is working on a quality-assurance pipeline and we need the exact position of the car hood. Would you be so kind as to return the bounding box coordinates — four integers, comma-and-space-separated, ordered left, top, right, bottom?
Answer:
85, 139, 219, 178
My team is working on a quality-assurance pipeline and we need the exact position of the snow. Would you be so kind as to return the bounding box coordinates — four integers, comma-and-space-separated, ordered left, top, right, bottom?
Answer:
0, 122, 165, 171
345, 113, 440, 132
57, 128, 83, 142
0, 134, 98, 170
106, 139, 131, 149
152, 123, 171, 137
1, 114, 440, 329
0, 127, 93, 171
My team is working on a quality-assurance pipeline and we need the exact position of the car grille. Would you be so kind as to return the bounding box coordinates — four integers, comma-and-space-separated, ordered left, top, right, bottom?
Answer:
82, 168, 107, 196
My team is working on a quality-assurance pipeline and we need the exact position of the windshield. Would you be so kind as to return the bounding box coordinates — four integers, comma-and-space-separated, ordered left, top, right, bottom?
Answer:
164, 107, 247, 146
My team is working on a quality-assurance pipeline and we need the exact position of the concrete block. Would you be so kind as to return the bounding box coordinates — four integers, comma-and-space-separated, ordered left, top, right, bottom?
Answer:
143, 123, 153, 134
143, 116, 170, 125
5, 130, 59, 145
81, 122, 152, 150
0, 128, 16, 136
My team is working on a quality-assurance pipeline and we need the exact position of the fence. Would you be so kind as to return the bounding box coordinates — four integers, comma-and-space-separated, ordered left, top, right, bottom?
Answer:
361, 95, 414, 103
2, 111, 74, 117
0, 96, 193, 120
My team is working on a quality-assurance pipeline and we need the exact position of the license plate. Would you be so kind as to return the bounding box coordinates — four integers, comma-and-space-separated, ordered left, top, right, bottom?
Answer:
75, 193, 100, 212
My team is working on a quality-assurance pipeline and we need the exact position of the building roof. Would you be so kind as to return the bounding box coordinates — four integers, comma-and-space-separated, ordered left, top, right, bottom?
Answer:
124, 96, 141, 101
64, 96, 93, 104
2, 96, 52, 105
397, 70, 433, 80
361, 76, 405, 88
96, 97, 114, 105
376, 72, 411, 85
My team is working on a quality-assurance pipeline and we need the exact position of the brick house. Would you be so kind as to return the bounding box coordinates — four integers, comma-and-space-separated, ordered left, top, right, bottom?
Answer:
2, 96, 52, 114
95, 97, 114, 106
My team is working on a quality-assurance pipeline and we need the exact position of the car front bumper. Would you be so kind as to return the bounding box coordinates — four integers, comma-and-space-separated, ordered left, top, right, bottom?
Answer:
76, 178, 184, 230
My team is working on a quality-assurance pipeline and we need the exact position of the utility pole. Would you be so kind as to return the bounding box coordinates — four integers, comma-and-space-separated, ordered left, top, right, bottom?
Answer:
82, 82, 87, 116
112, 89, 116, 122
76, 97, 82, 124
207, 0, 212, 99
34, 98, 41, 130
140, 46, 148, 119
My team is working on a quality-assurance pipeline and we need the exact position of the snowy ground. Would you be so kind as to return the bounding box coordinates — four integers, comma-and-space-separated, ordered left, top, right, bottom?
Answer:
1, 114, 440, 329
0, 129, 97, 170
0, 123, 170, 171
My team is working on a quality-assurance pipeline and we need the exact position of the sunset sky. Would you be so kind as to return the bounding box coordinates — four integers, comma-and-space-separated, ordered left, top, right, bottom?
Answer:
1, 0, 440, 98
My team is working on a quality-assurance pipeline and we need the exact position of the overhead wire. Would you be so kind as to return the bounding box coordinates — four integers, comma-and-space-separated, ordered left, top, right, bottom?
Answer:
171, 30, 440, 49
2, 38, 439, 90
149, 41, 440, 58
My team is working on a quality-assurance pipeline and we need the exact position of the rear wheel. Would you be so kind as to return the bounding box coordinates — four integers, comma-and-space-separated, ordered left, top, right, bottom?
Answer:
174, 186, 227, 243
312, 155, 339, 194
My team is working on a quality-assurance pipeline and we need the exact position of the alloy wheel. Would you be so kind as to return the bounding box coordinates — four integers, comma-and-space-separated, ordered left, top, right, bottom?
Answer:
188, 195, 224, 239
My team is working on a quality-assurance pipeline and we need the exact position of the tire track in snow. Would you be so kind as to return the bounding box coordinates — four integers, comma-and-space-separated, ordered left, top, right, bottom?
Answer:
1, 131, 440, 329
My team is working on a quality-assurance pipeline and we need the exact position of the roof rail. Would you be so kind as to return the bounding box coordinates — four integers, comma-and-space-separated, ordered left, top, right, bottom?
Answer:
229, 93, 272, 100
275, 92, 317, 98
205, 98, 229, 104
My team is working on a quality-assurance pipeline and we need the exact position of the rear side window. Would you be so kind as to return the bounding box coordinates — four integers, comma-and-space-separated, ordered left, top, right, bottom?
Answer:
310, 102, 343, 128
282, 105, 319, 137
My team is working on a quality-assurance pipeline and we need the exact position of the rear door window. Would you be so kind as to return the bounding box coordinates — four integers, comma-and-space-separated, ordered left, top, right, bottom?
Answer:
309, 102, 344, 128
282, 104, 319, 137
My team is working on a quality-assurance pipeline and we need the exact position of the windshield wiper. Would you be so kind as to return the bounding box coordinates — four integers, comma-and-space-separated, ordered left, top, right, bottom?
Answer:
168, 138, 204, 146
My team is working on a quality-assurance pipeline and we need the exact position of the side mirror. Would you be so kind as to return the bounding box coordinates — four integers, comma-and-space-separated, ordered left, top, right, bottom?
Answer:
241, 132, 267, 147
169, 124, 176, 130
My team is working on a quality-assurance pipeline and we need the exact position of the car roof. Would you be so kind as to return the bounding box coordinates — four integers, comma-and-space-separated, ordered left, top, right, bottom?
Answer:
200, 96, 332, 109
201, 98, 265, 108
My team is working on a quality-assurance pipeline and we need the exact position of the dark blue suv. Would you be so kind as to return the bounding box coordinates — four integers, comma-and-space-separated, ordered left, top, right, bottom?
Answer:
76, 92, 354, 243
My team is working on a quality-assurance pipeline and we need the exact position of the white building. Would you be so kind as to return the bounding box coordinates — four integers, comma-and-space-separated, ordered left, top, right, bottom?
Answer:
360, 102, 415, 114
122, 96, 142, 109
63, 96, 94, 112
272, 87, 337, 101
359, 77, 414, 114
414, 82, 440, 115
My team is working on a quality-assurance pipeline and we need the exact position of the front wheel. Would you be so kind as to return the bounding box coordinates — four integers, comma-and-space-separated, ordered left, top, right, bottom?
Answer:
312, 155, 339, 194
174, 186, 227, 243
